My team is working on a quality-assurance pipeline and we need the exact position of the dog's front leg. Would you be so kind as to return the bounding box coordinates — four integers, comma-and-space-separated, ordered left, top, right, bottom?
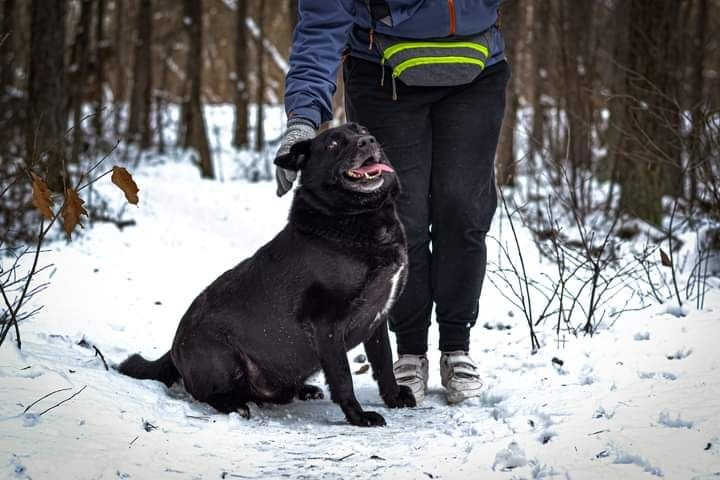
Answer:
314, 322, 386, 427
364, 320, 416, 408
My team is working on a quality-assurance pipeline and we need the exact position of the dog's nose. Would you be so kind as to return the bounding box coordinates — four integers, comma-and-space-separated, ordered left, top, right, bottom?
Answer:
357, 135, 377, 148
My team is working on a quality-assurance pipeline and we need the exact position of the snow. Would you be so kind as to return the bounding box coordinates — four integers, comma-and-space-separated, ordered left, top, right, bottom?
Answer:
2, 107, 720, 479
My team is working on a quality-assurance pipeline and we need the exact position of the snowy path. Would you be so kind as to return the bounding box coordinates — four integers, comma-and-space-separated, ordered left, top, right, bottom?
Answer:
2, 159, 720, 479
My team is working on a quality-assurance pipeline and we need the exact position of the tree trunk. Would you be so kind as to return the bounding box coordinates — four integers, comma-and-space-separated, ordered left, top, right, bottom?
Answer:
288, 0, 298, 41
527, 0, 546, 174
618, 0, 680, 224
232, 0, 249, 148
68, 0, 93, 165
558, 0, 593, 212
495, 0, 521, 186
128, 0, 153, 149
687, 0, 708, 205
254, 0, 266, 152
660, 2, 683, 199
182, 0, 214, 178
113, 0, 125, 137
94, 0, 106, 140
27, 0, 67, 192
156, 51, 168, 155
0, 0, 16, 94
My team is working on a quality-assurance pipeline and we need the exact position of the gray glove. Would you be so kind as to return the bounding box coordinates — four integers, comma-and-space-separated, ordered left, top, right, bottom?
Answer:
275, 117, 316, 197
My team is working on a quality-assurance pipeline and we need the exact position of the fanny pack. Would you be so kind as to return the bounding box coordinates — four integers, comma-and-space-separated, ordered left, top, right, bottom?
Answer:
371, 30, 493, 99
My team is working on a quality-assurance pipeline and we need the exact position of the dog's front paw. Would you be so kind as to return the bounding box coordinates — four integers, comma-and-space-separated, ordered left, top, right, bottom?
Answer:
347, 410, 386, 427
383, 385, 417, 408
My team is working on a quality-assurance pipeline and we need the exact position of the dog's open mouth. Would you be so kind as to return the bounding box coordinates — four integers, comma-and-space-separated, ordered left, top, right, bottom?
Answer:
345, 157, 395, 181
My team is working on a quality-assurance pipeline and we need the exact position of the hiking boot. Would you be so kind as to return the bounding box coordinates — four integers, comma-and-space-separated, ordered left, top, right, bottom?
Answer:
440, 351, 483, 404
393, 354, 429, 404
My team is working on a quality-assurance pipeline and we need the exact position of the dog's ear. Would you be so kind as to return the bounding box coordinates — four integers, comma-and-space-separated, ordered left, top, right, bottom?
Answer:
274, 139, 312, 171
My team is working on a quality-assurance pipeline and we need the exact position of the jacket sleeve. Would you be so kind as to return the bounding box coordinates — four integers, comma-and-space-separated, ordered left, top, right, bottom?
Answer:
284, 0, 355, 129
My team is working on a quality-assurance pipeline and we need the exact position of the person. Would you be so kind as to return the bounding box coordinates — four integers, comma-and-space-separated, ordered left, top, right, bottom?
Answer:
276, 0, 508, 405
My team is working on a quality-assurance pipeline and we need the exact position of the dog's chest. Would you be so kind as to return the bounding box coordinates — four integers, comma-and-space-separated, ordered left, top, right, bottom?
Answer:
346, 256, 407, 337
378, 263, 404, 319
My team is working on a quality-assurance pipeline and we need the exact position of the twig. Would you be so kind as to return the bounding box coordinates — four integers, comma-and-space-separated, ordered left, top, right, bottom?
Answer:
667, 200, 683, 308
0, 220, 46, 348
498, 186, 540, 352
23, 387, 73, 414
93, 346, 109, 371
307, 453, 355, 462
37, 385, 87, 416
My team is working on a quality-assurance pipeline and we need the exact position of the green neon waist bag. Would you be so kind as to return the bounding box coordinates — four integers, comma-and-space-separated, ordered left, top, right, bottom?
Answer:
372, 30, 493, 98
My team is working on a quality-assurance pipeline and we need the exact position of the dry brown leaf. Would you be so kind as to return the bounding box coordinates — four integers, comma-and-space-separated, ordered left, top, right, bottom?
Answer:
30, 172, 54, 220
62, 188, 88, 238
111, 166, 139, 205
354, 364, 370, 375
660, 249, 672, 268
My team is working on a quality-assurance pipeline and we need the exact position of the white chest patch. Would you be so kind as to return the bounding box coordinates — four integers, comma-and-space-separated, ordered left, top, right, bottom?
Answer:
380, 264, 405, 318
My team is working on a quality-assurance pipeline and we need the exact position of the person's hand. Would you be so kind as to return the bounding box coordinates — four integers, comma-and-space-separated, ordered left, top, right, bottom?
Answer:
275, 118, 316, 196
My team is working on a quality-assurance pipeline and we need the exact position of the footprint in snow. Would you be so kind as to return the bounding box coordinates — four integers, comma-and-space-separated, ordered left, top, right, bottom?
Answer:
578, 365, 599, 385
479, 389, 508, 408
638, 371, 679, 381
537, 429, 558, 445
666, 347, 692, 360
633, 332, 650, 341
492, 441, 528, 471
593, 406, 615, 419
658, 410, 694, 429
611, 446, 664, 477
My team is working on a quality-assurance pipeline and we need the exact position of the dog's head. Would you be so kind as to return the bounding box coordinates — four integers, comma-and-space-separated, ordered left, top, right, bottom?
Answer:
275, 123, 399, 211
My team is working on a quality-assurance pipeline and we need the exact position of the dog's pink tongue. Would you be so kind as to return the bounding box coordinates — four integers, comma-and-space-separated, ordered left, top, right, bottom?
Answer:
350, 163, 395, 175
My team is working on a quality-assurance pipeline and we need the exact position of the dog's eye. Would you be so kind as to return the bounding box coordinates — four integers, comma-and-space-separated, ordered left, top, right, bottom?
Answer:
360, 128, 369, 135
327, 140, 338, 151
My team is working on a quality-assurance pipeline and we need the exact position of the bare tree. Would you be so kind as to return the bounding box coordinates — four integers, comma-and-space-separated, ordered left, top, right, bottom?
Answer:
495, 0, 522, 186
618, 0, 682, 224
0, 0, 16, 94
127, 0, 153, 149
26, 0, 67, 193
68, 0, 93, 165
181, 0, 214, 178
254, 0, 266, 152
288, 0, 298, 42
687, 0, 710, 206
232, 0, 249, 148
112, 0, 126, 137
94, 0, 107, 140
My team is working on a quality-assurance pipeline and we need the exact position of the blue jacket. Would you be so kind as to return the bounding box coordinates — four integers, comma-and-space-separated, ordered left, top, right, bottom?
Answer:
285, 0, 505, 128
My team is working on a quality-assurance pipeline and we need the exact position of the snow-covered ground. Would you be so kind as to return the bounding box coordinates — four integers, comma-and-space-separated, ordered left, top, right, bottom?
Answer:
2, 110, 720, 479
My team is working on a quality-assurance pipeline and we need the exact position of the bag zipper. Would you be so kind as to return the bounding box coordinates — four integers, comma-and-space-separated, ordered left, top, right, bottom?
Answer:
382, 41, 489, 62
392, 56, 486, 78
448, 0, 456, 35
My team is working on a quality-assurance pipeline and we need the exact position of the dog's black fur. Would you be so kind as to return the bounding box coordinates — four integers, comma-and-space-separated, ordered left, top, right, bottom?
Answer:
119, 123, 415, 426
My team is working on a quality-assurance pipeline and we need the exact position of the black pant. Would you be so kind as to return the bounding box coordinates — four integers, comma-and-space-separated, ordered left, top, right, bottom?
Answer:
344, 57, 509, 355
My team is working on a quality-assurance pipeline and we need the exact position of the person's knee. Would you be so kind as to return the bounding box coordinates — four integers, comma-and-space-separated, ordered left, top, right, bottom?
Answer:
435, 186, 498, 233
396, 206, 431, 250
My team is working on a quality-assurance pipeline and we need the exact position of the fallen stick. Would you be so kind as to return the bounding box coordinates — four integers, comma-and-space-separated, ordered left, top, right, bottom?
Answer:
37, 385, 87, 416
23, 387, 72, 414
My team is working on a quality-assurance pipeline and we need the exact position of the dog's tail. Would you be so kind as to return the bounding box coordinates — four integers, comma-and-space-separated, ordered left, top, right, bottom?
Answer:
118, 351, 180, 387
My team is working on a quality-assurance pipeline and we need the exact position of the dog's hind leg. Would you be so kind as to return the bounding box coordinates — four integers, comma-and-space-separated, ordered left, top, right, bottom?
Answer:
297, 384, 324, 401
206, 391, 251, 418
178, 347, 252, 416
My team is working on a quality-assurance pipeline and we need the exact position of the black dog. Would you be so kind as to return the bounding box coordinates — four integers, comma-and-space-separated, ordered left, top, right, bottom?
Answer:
119, 123, 415, 426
